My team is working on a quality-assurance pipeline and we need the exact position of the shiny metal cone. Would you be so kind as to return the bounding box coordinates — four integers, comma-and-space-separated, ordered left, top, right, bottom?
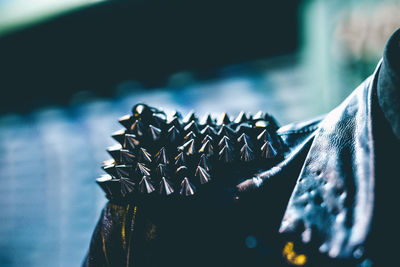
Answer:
174, 152, 186, 166
167, 125, 181, 143
120, 149, 136, 164
118, 114, 133, 129
167, 117, 181, 130
234, 111, 248, 124
237, 133, 253, 146
139, 176, 155, 194
199, 140, 214, 156
96, 174, 114, 195
184, 131, 197, 141
155, 163, 168, 177
201, 134, 213, 145
218, 135, 233, 149
136, 162, 151, 177
149, 125, 162, 141
240, 144, 255, 162
261, 141, 278, 159
184, 121, 199, 134
200, 125, 217, 136
198, 154, 212, 172
102, 164, 117, 177
120, 177, 136, 196
217, 124, 235, 138
195, 166, 211, 184
200, 114, 214, 126
253, 111, 264, 120
179, 139, 196, 155
107, 144, 122, 161
154, 147, 168, 165
219, 145, 234, 163
130, 120, 145, 136
257, 129, 272, 142
159, 177, 174, 195
111, 129, 126, 145
116, 165, 132, 178
180, 177, 196, 196
217, 112, 231, 125
182, 111, 196, 124
176, 166, 189, 178
138, 148, 152, 163
124, 134, 140, 150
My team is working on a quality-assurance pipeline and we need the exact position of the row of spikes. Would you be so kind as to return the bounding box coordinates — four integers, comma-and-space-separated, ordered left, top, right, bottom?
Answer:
97, 104, 284, 199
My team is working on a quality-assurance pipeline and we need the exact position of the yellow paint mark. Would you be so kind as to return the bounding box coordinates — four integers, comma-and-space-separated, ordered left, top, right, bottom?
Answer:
282, 242, 307, 266
100, 231, 110, 267
121, 204, 130, 250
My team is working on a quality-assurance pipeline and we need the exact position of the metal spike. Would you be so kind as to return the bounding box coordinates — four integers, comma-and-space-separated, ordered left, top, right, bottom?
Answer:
139, 176, 155, 194
102, 164, 117, 177
159, 177, 174, 195
138, 148, 152, 163
107, 144, 122, 161
154, 147, 168, 165
167, 125, 181, 143
217, 112, 231, 125
237, 133, 253, 146
236, 123, 252, 135
174, 152, 186, 166
119, 114, 134, 129
200, 114, 214, 125
115, 165, 132, 178
155, 163, 168, 177
195, 166, 211, 184
218, 135, 233, 149
136, 162, 151, 176
167, 117, 181, 129
96, 174, 114, 195
149, 125, 162, 141
130, 120, 145, 136
217, 124, 235, 138
184, 131, 197, 141
200, 125, 217, 136
198, 154, 211, 172
176, 166, 189, 177
253, 111, 264, 120
201, 135, 213, 145
172, 110, 182, 119
261, 141, 278, 159
184, 120, 199, 133
182, 111, 196, 124
219, 145, 234, 163
234, 111, 248, 124
120, 177, 136, 196
152, 113, 167, 128
124, 134, 140, 150
240, 144, 255, 162
180, 177, 196, 196
120, 149, 136, 164
178, 139, 196, 155
199, 140, 214, 156
257, 129, 271, 142
111, 129, 126, 145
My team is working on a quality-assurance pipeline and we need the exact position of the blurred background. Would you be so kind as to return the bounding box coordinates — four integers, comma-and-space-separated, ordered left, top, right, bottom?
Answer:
0, 0, 399, 266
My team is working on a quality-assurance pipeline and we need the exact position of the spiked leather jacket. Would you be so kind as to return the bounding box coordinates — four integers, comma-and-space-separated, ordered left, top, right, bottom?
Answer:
83, 29, 400, 267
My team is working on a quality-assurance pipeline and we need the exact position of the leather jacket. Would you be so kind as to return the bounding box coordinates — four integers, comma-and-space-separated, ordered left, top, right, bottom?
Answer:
83, 29, 400, 267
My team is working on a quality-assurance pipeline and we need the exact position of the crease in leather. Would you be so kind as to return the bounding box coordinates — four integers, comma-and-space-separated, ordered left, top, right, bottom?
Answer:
278, 63, 380, 260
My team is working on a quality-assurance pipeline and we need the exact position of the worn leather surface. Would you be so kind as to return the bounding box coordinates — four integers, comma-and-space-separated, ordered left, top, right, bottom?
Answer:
84, 30, 400, 267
